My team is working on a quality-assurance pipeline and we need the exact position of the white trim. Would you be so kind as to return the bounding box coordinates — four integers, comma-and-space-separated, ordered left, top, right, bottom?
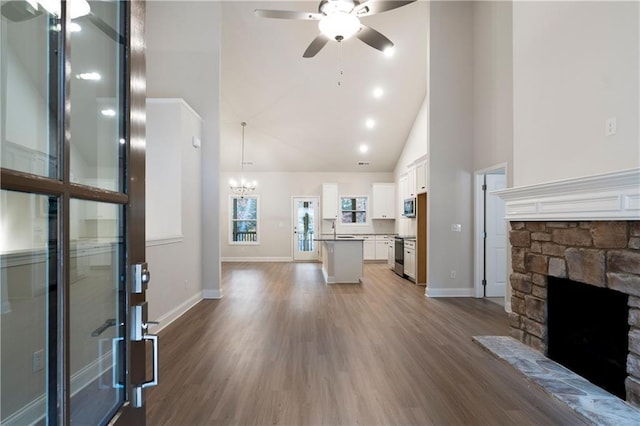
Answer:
202, 289, 223, 299
152, 292, 203, 334
221, 256, 293, 262
425, 287, 475, 298
145, 236, 184, 247
493, 168, 640, 221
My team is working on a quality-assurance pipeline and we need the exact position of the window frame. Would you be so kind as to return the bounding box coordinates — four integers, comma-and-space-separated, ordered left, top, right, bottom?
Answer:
339, 195, 369, 225
228, 194, 260, 245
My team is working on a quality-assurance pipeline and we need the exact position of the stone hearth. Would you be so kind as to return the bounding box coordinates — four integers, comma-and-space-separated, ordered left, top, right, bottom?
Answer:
508, 220, 640, 407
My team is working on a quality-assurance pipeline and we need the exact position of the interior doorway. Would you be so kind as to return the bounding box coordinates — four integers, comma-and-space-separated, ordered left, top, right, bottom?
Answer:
474, 165, 507, 302
292, 197, 319, 261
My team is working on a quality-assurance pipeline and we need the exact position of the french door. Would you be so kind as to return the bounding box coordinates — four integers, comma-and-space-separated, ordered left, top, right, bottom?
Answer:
292, 197, 319, 261
0, 1, 150, 424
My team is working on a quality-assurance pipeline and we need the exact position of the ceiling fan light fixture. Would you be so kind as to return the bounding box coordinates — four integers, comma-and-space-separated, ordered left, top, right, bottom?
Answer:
319, 13, 360, 41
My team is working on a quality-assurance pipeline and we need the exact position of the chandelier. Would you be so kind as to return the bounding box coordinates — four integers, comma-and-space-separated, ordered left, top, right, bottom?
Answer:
229, 121, 257, 198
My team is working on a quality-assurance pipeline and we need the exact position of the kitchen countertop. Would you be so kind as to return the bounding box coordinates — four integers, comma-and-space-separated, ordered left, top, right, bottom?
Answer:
314, 236, 365, 241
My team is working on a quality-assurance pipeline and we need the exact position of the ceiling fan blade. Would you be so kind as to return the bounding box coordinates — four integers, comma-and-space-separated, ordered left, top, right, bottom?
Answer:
303, 35, 330, 58
356, 25, 393, 53
1, 1, 42, 22
255, 9, 323, 20
354, 0, 416, 17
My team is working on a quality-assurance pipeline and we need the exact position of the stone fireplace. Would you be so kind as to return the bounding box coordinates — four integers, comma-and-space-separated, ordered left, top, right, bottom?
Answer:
492, 168, 640, 412
508, 220, 640, 405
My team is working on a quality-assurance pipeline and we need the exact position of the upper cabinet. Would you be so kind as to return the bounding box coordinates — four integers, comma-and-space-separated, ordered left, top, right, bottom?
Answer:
322, 183, 338, 219
415, 159, 427, 194
372, 183, 395, 219
407, 167, 417, 198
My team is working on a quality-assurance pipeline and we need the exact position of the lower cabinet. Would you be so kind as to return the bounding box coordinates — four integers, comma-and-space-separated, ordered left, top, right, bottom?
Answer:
404, 240, 416, 280
363, 236, 376, 260
387, 237, 395, 269
363, 235, 395, 261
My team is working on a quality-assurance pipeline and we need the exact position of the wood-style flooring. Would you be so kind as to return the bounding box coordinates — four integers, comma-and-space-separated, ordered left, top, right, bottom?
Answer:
147, 262, 585, 425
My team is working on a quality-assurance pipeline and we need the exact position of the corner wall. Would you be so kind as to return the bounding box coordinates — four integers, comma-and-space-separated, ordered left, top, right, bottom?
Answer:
146, 0, 222, 309
426, 0, 474, 297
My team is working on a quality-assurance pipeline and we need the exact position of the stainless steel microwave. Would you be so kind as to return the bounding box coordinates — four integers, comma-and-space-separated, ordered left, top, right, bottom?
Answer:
403, 197, 416, 218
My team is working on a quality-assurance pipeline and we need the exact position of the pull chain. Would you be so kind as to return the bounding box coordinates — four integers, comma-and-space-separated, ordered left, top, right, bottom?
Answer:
337, 40, 343, 87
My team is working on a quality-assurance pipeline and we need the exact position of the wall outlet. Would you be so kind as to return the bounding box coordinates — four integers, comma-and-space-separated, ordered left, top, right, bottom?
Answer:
605, 117, 617, 136
32, 349, 45, 373
450, 270, 456, 279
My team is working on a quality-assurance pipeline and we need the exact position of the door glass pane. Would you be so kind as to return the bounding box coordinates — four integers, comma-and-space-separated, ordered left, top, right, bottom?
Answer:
296, 200, 315, 253
69, 199, 124, 424
1, 3, 59, 177
69, 1, 124, 191
0, 190, 57, 425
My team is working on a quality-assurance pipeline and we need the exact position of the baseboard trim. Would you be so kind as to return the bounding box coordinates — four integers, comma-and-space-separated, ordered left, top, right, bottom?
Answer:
203, 289, 223, 299
221, 257, 293, 262
153, 292, 203, 334
425, 287, 475, 298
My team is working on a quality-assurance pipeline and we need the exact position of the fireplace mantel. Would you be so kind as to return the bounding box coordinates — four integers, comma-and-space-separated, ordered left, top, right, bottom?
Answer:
493, 168, 640, 221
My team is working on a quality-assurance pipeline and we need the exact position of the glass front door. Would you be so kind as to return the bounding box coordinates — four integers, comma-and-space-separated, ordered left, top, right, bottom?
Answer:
292, 197, 319, 261
1, 1, 148, 424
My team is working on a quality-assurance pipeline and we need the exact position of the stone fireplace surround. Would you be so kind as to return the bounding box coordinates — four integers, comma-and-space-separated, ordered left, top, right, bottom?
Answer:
508, 220, 640, 406
493, 168, 640, 408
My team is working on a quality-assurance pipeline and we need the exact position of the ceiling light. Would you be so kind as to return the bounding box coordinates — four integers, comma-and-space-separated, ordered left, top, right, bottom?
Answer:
373, 87, 384, 98
359, 144, 369, 153
119, 138, 126, 145
230, 122, 257, 198
101, 109, 116, 117
383, 47, 395, 57
76, 72, 101, 81
365, 118, 375, 129
318, 13, 361, 41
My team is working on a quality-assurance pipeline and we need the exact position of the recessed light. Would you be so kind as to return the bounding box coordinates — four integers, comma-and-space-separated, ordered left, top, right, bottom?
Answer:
101, 109, 116, 117
359, 144, 369, 153
383, 47, 395, 58
119, 138, 126, 145
365, 118, 375, 129
76, 72, 101, 81
373, 87, 384, 98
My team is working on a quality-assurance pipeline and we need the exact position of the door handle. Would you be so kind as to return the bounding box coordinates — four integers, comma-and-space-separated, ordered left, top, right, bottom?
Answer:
141, 334, 158, 389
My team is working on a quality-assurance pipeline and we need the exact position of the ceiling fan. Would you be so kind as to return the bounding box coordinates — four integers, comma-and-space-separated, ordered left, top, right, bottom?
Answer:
255, 0, 416, 58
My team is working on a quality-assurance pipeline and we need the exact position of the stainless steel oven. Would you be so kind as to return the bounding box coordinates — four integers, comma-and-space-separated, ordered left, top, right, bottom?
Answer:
394, 236, 405, 276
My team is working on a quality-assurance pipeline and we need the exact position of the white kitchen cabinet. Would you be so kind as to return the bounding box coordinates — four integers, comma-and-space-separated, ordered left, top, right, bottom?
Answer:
415, 160, 427, 194
362, 235, 376, 260
371, 183, 395, 219
387, 238, 395, 269
407, 167, 417, 198
322, 183, 338, 219
398, 174, 408, 217
404, 240, 416, 280
375, 236, 388, 260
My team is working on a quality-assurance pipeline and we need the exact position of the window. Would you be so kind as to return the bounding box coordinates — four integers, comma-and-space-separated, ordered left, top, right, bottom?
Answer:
340, 196, 368, 224
230, 196, 259, 244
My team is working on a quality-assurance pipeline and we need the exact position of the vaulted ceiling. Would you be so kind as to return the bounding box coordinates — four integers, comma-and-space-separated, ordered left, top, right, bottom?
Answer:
220, 0, 428, 173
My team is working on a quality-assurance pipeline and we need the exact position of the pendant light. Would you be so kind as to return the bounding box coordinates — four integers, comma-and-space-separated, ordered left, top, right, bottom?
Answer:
229, 121, 257, 198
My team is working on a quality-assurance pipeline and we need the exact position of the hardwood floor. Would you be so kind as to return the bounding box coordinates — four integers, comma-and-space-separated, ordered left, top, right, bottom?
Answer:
147, 262, 585, 425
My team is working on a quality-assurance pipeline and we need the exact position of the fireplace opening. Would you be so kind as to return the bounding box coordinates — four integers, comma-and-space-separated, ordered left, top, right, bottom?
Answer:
547, 277, 630, 399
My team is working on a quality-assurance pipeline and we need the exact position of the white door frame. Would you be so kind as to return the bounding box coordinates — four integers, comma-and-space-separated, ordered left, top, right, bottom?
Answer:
474, 163, 508, 300
292, 196, 320, 261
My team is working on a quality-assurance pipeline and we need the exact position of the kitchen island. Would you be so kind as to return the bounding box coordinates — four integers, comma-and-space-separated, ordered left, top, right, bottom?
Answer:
314, 236, 364, 284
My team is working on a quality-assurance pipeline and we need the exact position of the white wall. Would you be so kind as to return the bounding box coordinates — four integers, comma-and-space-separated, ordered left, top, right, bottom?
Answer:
220, 172, 395, 260
513, 1, 639, 187
473, 0, 513, 187
145, 100, 203, 329
146, 1, 222, 299
426, 0, 475, 297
